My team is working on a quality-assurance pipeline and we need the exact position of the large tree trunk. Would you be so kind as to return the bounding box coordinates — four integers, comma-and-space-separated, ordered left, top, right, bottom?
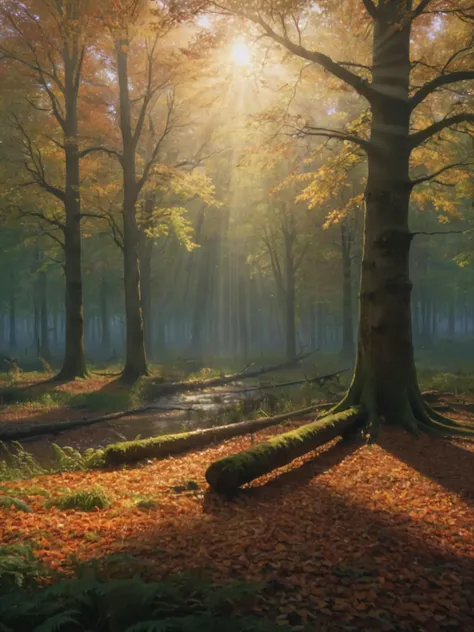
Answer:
57, 48, 87, 380
336, 2, 424, 433
116, 38, 148, 381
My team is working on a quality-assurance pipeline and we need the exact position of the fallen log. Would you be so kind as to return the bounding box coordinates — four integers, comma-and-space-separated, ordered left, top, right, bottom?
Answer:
0, 351, 318, 442
102, 404, 329, 467
205, 406, 365, 494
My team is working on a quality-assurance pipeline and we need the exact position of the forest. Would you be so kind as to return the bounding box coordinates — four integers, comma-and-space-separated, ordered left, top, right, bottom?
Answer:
0, 1, 473, 631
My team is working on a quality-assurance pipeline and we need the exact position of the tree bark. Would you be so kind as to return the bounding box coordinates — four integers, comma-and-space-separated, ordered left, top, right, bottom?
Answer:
100, 274, 111, 357
335, 2, 425, 433
38, 270, 51, 361
139, 228, 154, 359
115, 38, 148, 381
341, 221, 355, 358
206, 407, 364, 493
56, 44, 87, 379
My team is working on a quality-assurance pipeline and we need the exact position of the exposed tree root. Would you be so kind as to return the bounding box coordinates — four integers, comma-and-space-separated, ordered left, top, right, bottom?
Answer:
328, 377, 474, 439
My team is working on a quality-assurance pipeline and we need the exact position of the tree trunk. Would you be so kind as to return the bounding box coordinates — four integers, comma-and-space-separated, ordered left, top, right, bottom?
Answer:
206, 407, 364, 493
283, 220, 297, 360
116, 38, 148, 381
100, 274, 111, 357
336, 2, 436, 434
56, 45, 87, 379
139, 230, 154, 359
8, 275, 16, 351
341, 221, 355, 358
103, 404, 324, 467
38, 270, 51, 361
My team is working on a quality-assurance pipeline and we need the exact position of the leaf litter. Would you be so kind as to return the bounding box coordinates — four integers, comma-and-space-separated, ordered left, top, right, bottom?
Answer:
1, 421, 473, 631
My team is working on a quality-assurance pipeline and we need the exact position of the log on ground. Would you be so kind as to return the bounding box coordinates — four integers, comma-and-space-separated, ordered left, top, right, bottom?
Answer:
102, 404, 327, 466
205, 406, 365, 493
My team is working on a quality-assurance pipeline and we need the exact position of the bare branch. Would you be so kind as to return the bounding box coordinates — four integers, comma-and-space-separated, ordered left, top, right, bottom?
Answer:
250, 13, 376, 103
299, 125, 372, 153
410, 162, 474, 187
410, 71, 474, 110
79, 146, 123, 162
136, 91, 176, 193
410, 113, 474, 148
411, 229, 473, 237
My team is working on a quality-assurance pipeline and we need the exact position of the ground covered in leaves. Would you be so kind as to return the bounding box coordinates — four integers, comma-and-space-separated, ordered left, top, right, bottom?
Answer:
1, 421, 474, 632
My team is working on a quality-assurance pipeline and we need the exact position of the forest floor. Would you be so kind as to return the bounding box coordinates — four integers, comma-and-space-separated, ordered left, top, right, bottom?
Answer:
1, 406, 474, 631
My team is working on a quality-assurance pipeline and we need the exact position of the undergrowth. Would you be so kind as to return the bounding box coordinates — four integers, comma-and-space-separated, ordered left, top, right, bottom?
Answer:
46, 486, 110, 511
0, 546, 289, 632
0, 442, 104, 482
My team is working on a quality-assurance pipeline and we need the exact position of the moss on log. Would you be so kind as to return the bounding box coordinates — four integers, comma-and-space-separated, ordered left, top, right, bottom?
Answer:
102, 404, 325, 466
205, 407, 365, 493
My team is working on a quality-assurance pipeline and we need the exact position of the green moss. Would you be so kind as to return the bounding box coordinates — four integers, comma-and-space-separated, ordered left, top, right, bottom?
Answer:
103, 431, 193, 466
206, 407, 364, 493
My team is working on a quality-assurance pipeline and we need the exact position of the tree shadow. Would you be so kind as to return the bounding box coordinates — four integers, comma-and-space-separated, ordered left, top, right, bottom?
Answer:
378, 429, 474, 504
83, 436, 474, 630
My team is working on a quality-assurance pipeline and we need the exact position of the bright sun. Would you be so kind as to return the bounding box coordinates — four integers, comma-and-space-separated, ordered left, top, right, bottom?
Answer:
231, 40, 251, 67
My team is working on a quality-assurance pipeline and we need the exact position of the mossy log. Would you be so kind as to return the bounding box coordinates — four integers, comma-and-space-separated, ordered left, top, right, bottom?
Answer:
205, 407, 365, 493
102, 404, 328, 466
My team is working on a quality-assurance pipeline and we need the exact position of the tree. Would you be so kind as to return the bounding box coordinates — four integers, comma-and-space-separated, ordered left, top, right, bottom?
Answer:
0, 0, 91, 379
223, 0, 474, 434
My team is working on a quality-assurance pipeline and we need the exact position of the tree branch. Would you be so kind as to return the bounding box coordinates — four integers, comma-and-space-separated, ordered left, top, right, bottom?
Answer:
361, 0, 378, 20
410, 71, 474, 110
251, 14, 376, 103
412, 0, 435, 19
298, 125, 372, 153
79, 146, 123, 163
410, 113, 474, 148
410, 162, 474, 187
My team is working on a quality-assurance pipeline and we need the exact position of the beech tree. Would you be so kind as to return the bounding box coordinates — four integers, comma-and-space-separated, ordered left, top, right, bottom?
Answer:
0, 0, 91, 379
221, 0, 474, 434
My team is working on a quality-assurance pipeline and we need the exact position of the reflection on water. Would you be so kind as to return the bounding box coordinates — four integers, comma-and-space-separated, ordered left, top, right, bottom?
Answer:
10, 384, 265, 464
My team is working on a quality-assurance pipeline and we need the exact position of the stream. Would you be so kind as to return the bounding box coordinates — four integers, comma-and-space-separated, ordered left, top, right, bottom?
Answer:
8, 384, 270, 462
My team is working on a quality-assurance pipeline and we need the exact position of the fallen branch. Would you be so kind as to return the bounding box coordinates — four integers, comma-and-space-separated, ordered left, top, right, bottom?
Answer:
225, 368, 349, 394
149, 351, 317, 397
0, 353, 319, 442
205, 407, 366, 494
102, 403, 329, 467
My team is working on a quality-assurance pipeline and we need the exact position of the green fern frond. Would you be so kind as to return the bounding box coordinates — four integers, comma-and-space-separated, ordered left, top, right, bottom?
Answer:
32, 609, 81, 632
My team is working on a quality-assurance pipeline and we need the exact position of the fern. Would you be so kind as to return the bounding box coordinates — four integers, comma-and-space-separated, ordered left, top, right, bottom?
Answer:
33, 610, 81, 632
0, 544, 42, 590
0, 496, 32, 512
0, 568, 291, 632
